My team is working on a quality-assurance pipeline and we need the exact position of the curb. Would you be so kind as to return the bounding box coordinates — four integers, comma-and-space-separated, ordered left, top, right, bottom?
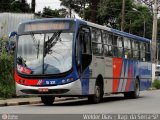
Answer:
0, 97, 78, 107
0, 101, 41, 107
0, 102, 7, 107
148, 87, 157, 90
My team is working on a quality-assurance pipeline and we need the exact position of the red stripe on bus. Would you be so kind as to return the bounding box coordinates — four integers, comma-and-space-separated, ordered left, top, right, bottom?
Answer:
112, 58, 123, 93
14, 70, 39, 86
125, 64, 132, 91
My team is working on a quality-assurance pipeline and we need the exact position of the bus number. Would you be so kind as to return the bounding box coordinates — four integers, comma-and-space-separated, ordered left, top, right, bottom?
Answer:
46, 81, 56, 85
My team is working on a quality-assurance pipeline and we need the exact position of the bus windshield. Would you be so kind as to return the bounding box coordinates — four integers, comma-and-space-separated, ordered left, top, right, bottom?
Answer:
17, 31, 73, 75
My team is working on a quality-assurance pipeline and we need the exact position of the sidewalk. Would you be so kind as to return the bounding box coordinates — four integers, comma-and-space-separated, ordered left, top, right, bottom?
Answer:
0, 97, 77, 107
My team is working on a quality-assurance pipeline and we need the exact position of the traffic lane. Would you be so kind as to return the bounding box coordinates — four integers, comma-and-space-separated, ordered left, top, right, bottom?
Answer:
0, 90, 159, 114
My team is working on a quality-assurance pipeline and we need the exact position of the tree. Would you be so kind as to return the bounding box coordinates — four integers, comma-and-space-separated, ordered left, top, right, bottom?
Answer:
60, 0, 74, 18
97, 0, 152, 38
59, 0, 153, 38
138, 0, 160, 39
31, 0, 36, 13
36, 7, 68, 18
60, 0, 100, 23
21, 0, 25, 3
11, 0, 31, 13
97, 0, 133, 27
137, 0, 153, 9
125, 5, 152, 38
88, 0, 100, 23
0, 0, 32, 13
0, 0, 14, 12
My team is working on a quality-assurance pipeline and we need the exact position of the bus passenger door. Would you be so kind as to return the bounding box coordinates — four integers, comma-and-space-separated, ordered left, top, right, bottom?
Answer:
76, 27, 92, 74
76, 27, 92, 95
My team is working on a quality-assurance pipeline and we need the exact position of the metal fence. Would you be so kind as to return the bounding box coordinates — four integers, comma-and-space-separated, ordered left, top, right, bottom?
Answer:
0, 12, 34, 38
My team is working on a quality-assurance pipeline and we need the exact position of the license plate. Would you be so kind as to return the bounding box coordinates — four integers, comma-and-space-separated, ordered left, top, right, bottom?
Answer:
38, 88, 49, 92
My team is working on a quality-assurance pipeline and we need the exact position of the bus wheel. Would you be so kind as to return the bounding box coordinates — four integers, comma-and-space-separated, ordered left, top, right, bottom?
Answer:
88, 82, 102, 104
124, 78, 140, 99
41, 96, 55, 105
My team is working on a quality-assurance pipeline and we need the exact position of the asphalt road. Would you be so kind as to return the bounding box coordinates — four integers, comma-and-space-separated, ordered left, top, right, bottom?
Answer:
0, 90, 160, 114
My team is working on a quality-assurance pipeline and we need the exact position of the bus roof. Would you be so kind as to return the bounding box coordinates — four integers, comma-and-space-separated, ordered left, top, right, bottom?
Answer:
18, 18, 151, 43
111, 29, 151, 43
19, 18, 76, 25
77, 19, 151, 43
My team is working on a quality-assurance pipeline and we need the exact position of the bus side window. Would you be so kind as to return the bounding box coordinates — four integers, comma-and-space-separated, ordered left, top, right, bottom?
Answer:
102, 31, 112, 57
92, 28, 103, 56
124, 37, 131, 59
145, 43, 151, 62
133, 41, 140, 60
117, 36, 123, 58
112, 35, 118, 57
140, 42, 146, 61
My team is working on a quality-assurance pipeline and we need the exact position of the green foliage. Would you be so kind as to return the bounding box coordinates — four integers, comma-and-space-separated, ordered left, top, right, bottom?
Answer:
60, 0, 84, 14
0, 0, 32, 13
152, 80, 160, 89
11, 1, 32, 13
125, 5, 152, 39
98, 0, 153, 39
0, 37, 15, 98
98, 0, 129, 26
59, 0, 153, 39
60, 0, 100, 22
36, 7, 68, 18
0, 0, 14, 12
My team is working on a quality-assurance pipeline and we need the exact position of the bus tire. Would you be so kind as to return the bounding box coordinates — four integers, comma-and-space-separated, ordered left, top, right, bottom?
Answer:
124, 78, 140, 99
88, 81, 103, 104
41, 96, 55, 105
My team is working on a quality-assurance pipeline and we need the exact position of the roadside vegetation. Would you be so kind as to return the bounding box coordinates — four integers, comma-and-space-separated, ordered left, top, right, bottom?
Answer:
152, 79, 160, 89
0, 36, 16, 99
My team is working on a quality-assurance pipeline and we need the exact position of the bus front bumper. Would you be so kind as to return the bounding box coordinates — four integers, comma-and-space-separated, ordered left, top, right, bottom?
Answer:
16, 79, 82, 96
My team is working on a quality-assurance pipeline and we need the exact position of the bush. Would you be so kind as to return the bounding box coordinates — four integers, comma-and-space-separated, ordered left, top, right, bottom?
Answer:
152, 79, 160, 89
0, 37, 16, 98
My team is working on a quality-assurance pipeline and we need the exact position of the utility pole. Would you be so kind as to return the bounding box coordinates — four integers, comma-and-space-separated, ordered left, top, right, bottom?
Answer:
121, 0, 125, 31
152, 0, 158, 63
152, 0, 158, 81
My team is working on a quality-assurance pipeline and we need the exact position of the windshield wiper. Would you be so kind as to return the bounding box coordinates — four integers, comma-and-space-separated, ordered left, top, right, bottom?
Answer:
44, 31, 62, 57
31, 33, 40, 58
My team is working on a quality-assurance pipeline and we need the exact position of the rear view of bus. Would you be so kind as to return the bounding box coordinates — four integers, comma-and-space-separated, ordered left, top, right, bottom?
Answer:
14, 19, 80, 105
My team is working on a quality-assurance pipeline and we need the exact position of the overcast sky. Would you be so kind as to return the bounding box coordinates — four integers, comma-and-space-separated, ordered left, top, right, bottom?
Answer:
27, 0, 62, 12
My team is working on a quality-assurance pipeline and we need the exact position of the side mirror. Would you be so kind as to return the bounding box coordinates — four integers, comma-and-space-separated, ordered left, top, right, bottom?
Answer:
9, 31, 17, 38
